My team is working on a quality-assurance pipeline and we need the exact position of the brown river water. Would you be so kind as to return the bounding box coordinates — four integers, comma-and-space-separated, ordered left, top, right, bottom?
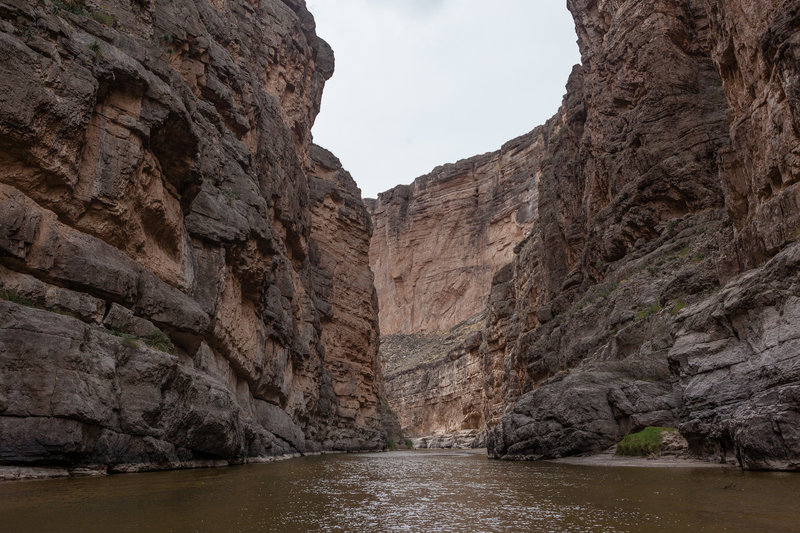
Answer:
1, 449, 799, 532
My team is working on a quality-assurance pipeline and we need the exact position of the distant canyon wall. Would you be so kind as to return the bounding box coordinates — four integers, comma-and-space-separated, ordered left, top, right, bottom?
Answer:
373, 0, 800, 469
0, 0, 388, 472
366, 132, 542, 336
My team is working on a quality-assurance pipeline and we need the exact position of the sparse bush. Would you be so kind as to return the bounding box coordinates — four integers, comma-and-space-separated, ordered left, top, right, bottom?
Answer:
143, 330, 174, 354
404, 439, 413, 449
88, 40, 102, 56
222, 188, 235, 206
635, 303, 662, 321
122, 337, 139, 348
52, 0, 86, 15
666, 219, 678, 234
90, 10, 115, 26
615, 427, 676, 456
670, 301, 686, 316
0, 289, 36, 307
108, 327, 139, 349
386, 437, 396, 450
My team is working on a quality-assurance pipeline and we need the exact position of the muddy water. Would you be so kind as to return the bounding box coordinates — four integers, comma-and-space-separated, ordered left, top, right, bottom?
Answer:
1, 450, 799, 532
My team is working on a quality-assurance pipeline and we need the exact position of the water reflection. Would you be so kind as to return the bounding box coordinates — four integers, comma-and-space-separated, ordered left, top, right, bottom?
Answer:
1, 450, 798, 532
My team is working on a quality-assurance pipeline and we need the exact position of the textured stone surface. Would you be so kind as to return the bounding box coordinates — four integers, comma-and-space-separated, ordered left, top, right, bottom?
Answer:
306, 144, 389, 450
0, 0, 386, 470
374, 0, 800, 468
381, 313, 486, 439
486, 0, 800, 469
366, 131, 543, 335
411, 430, 482, 450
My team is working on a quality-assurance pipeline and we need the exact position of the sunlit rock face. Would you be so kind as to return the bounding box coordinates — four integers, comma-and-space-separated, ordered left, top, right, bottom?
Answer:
0, 0, 389, 471
374, 0, 800, 469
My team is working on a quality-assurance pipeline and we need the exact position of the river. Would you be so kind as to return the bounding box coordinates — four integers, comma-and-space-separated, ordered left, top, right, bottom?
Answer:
1, 450, 798, 532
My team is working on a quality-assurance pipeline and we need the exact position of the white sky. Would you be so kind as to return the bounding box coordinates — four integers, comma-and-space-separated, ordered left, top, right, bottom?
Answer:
306, 0, 581, 199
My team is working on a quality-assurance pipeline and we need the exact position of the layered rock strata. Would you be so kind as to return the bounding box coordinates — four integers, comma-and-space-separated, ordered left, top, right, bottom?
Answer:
487, 0, 800, 470
0, 0, 387, 472
373, 0, 800, 470
380, 313, 486, 440
366, 132, 542, 335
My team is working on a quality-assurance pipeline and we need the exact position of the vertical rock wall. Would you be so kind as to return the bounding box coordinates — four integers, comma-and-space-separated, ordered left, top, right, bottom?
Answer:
0, 0, 386, 472
487, 0, 800, 470
366, 132, 542, 336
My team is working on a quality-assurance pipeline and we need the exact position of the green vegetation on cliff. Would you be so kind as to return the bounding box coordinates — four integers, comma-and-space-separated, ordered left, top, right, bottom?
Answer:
615, 427, 677, 456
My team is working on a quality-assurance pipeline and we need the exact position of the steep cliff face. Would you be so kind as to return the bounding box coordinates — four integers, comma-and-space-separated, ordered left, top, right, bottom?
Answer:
487, 0, 800, 470
370, 107, 572, 440
306, 145, 385, 449
0, 0, 386, 472
380, 313, 486, 441
372, 0, 800, 469
703, 0, 800, 272
366, 132, 542, 336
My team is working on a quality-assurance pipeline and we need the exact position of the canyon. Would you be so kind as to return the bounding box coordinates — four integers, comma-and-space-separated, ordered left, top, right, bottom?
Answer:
0, 0, 798, 476
372, 0, 800, 469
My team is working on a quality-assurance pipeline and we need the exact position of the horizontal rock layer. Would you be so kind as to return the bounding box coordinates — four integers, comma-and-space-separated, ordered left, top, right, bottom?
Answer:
0, 0, 388, 470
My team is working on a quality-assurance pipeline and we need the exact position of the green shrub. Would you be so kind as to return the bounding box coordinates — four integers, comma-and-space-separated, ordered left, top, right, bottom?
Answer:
52, 0, 86, 15
88, 40, 101, 56
122, 337, 139, 349
386, 437, 396, 450
670, 301, 686, 316
0, 289, 36, 307
108, 327, 139, 349
666, 219, 678, 234
404, 439, 413, 449
90, 10, 115, 26
635, 303, 662, 321
143, 330, 174, 354
615, 426, 676, 456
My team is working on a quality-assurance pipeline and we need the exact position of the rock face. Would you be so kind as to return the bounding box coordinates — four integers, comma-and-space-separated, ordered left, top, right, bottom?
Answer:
488, 0, 800, 470
372, 0, 800, 470
380, 313, 486, 439
366, 132, 542, 335
0, 0, 387, 471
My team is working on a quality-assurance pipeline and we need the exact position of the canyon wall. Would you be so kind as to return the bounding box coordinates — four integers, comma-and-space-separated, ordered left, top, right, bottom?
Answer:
0, 0, 388, 473
366, 132, 542, 336
488, 0, 800, 471
373, 0, 800, 469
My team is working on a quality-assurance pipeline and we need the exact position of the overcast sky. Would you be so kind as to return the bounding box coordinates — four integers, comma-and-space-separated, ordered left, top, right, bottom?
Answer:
306, 0, 581, 199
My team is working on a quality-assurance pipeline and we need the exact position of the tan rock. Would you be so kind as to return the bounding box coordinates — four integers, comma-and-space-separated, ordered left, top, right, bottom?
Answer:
367, 131, 544, 335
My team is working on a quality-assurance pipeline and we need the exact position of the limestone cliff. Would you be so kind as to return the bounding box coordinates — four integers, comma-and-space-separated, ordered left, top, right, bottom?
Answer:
373, 0, 800, 470
366, 132, 541, 336
0, 0, 387, 472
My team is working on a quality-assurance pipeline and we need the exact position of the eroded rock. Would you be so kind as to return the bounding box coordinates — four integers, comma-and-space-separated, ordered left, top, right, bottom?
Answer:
0, 0, 388, 471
